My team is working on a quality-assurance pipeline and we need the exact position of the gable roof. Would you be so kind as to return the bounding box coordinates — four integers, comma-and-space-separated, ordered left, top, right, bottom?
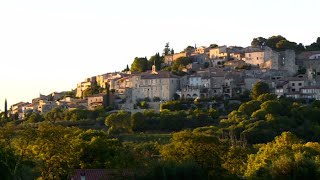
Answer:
137, 71, 180, 79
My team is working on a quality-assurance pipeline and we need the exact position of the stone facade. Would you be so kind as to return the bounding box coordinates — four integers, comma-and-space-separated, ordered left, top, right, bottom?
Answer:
209, 46, 228, 59
76, 77, 97, 98
130, 70, 180, 103
87, 94, 106, 110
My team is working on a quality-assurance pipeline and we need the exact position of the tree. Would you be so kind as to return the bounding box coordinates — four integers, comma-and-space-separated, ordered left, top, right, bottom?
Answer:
306, 37, 320, 51
131, 112, 146, 132
44, 107, 64, 123
26, 112, 44, 123
28, 124, 82, 179
251, 37, 267, 47
172, 57, 192, 71
0, 125, 36, 179
257, 93, 277, 102
163, 42, 170, 56
209, 44, 219, 48
245, 132, 320, 179
260, 100, 283, 115
295, 43, 306, 52
4, 99, 8, 119
161, 130, 224, 174
238, 100, 261, 117
83, 85, 101, 97
251, 81, 270, 99
170, 48, 174, 54
79, 133, 131, 169
222, 146, 252, 176
105, 111, 132, 135
183, 46, 195, 53
266, 35, 286, 50
131, 57, 148, 72
148, 53, 162, 71
105, 82, 110, 107
275, 39, 297, 50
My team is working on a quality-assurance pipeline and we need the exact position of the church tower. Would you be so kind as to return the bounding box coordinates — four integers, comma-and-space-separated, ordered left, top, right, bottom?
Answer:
151, 59, 158, 74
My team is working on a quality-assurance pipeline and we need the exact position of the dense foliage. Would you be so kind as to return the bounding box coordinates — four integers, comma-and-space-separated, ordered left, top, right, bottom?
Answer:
251, 35, 320, 52
2, 82, 320, 179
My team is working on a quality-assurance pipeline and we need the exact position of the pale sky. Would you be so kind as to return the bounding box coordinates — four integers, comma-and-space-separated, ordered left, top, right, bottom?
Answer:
0, 0, 319, 110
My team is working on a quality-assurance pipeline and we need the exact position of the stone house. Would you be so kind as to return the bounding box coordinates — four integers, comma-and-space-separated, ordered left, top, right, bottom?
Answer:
114, 76, 133, 97
178, 74, 212, 99
209, 46, 228, 59
130, 68, 180, 103
195, 46, 210, 54
287, 75, 307, 93
76, 77, 97, 98
275, 81, 289, 97
87, 94, 106, 110
10, 102, 30, 119
164, 51, 192, 65
244, 46, 274, 67
38, 100, 57, 114
297, 51, 320, 84
244, 47, 298, 76
300, 86, 320, 100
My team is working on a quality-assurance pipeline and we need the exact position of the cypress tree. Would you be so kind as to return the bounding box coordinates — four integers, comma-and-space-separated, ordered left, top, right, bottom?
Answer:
4, 99, 8, 118
105, 83, 110, 107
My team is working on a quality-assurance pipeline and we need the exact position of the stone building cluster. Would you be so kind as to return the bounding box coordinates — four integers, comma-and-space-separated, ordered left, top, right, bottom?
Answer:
9, 45, 320, 119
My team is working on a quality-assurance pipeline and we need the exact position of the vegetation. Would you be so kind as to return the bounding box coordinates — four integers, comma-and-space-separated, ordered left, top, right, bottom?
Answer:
3, 57, 320, 179
131, 57, 148, 72
250, 81, 270, 99
251, 35, 320, 52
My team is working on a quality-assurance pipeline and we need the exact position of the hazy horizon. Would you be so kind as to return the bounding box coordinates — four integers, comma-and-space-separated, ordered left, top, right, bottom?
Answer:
1, 0, 319, 110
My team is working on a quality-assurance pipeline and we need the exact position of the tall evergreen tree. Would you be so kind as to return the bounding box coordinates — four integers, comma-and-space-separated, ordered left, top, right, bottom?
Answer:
4, 99, 8, 118
105, 83, 110, 107
170, 48, 174, 54
163, 42, 170, 56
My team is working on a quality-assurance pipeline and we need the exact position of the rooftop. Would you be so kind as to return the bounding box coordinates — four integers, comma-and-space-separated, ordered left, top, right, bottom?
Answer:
138, 70, 180, 79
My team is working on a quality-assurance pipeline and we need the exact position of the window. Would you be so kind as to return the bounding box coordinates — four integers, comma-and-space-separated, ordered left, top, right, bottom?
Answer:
292, 89, 295, 92
298, 83, 302, 86
292, 83, 295, 86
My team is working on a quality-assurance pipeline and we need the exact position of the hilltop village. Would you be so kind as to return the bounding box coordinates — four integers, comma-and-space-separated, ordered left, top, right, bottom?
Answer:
3, 36, 320, 179
8, 36, 320, 119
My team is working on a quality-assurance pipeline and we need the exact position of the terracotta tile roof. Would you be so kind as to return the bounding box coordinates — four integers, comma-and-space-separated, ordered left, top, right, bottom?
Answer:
11, 102, 28, 107
138, 71, 180, 79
